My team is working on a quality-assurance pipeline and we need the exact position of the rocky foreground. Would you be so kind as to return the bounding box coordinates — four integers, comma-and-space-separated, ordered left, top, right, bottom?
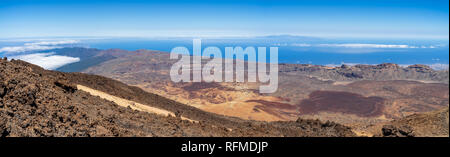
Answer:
1, 57, 448, 137
0, 58, 356, 137
380, 107, 449, 137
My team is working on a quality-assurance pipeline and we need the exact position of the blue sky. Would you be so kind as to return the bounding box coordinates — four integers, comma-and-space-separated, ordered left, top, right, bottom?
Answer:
0, 0, 449, 39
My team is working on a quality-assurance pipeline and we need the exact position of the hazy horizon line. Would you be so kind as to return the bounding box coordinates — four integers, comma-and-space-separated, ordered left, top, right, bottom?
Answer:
1, 34, 449, 41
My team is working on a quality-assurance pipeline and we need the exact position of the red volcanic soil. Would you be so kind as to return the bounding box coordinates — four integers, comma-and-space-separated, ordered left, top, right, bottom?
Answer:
298, 91, 385, 117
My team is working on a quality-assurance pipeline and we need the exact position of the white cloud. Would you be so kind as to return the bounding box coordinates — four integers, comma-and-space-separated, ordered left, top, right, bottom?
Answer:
10, 52, 80, 70
0, 40, 80, 54
272, 43, 288, 46
0, 45, 60, 54
24, 40, 79, 46
318, 44, 410, 48
287, 43, 440, 49
423, 63, 449, 70
290, 43, 312, 47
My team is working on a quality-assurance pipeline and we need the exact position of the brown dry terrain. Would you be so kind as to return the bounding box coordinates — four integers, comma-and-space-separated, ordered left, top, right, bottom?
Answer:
298, 91, 385, 117
54, 47, 450, 136
0, 58, 357, 137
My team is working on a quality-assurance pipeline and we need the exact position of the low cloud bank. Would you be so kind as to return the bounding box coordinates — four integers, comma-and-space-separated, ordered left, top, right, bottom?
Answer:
9, 52, 80, 70
318, 44, 410, 48
283, 43, 444, 49
0, 40, 79, 54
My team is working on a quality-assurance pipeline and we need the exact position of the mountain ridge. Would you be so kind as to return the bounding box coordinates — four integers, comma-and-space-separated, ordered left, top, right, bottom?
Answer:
54, 47, 448, 83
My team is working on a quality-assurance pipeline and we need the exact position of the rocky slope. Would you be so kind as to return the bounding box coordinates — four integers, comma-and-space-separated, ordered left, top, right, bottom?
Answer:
0, 58, 356, 137
380, 106, 449, 137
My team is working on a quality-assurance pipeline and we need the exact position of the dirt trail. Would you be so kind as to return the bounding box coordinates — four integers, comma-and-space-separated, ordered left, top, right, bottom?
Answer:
77, 85, 197, 122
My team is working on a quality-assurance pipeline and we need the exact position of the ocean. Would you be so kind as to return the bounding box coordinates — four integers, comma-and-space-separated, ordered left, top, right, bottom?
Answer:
1, 36, 449, 70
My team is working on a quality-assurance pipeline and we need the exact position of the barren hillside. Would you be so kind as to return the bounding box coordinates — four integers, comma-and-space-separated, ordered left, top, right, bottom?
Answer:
1, 58, 356, 137
65, 48, 448, 133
